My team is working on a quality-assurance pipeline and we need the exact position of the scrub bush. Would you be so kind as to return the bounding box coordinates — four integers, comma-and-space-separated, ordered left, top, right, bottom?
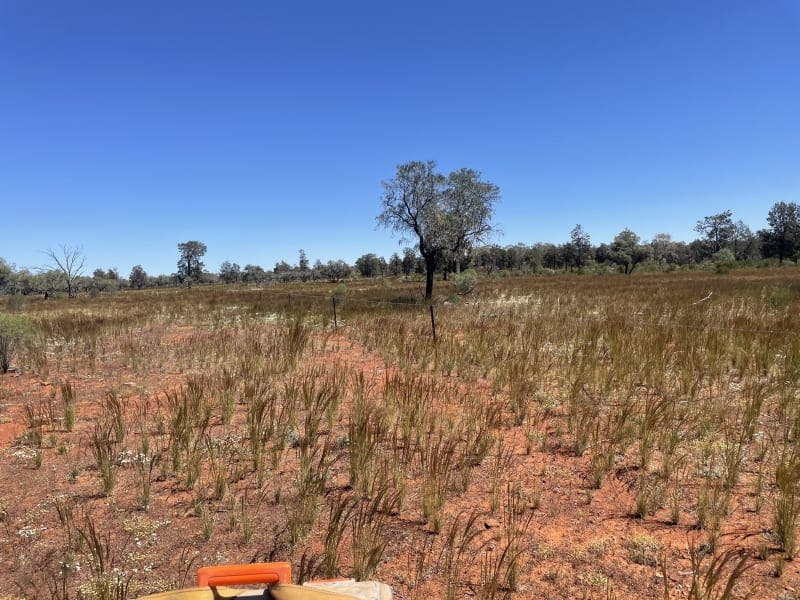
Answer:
0, 312, 34, 373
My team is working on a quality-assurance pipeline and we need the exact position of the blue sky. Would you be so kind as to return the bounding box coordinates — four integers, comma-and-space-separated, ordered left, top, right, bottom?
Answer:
2, 1, 798, 275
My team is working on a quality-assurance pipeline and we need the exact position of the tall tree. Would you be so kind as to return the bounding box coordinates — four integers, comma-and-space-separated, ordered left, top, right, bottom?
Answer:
298, 249, 309, 272
388, 252, 403, 276
274, 261, 292, 274
765, 201, 800, 263
694, 210, 735, 255
401, 248, 416, 276
651, 233, 673, 268
177, 241, 207, 285
218, 261, 242, 284
129, 265, 148, 289
730, 220, 760, 261
377, 160, 499, 299
322, 260, 351, 282
355, 253, 382, 278
537, 243, 561, 270
43, 244, 86, 298
609, 229, 650, 274
442, 168, 500, 273
569, 225, 591, 269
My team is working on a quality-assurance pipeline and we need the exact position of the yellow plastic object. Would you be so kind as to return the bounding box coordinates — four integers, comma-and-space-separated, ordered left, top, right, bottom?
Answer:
137, 587, 257, 600
139, 584, 380, 600
137, 563, 392, 600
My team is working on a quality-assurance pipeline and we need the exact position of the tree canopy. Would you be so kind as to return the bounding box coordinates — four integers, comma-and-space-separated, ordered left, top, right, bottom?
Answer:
694, 211, 735, 254
129, 265, 148, 289
764, 201, 800, 263
610, 229, 651, 274
177, 241, 207, 285
377, 160, 499, 299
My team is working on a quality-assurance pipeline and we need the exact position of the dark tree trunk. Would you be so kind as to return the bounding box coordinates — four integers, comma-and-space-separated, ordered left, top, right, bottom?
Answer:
424, 255, 436, 300
425, 270, 434, 299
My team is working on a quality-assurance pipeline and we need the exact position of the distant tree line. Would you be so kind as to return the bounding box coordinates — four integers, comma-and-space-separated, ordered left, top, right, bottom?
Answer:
470, 206, 784, 275
0, 202, 798, 297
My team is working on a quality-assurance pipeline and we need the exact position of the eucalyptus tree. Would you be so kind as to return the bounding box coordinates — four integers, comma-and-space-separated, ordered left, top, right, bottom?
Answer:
129, 265, 148, 289
401, 248, 416, 276
730, 220, 760, 261
538, 243, 562, 270
377, 160, 499, 299
568, 224, 591, 269
218, 261, 242, 284
322, 260, 351, 282
765, 201, 800, 263
355, 253, 383, 278
243, 264, 269, 283
388, 253, 403, 276
694, 210, 735, 255
610, 229, 650, 274
442, 168, 500, 273
177, 240, 207, 285
651, 233, 673, 268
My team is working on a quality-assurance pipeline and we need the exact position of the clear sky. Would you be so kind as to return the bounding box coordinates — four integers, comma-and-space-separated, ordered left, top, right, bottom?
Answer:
2, 1, 799, 275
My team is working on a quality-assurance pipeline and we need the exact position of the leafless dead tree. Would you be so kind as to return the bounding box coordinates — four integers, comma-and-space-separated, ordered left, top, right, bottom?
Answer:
44, 244, 86, 298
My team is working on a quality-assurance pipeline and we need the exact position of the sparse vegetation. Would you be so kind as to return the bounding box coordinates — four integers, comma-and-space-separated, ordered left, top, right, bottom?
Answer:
0, 268, 798, 597
0, 312, 34, 373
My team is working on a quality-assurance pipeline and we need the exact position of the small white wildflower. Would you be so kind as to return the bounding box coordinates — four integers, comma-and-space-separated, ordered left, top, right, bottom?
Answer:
17, 525, 42, 538
117, 449, 136, 465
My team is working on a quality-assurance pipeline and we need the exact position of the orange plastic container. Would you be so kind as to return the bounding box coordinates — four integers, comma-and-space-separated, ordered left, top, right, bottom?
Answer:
196, 562, 291, 587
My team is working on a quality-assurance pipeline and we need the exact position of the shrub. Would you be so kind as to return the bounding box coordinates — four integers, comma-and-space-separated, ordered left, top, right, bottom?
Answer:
626, 534, 661, 566
453, 269, 478, 295
768, 286, 793, 308
6, 295, 25, 311
711, 249, 736, 274
0, 313, 34, 373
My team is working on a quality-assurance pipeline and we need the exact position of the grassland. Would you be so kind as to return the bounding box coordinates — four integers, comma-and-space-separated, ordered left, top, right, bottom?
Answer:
1, 269, 799, 599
